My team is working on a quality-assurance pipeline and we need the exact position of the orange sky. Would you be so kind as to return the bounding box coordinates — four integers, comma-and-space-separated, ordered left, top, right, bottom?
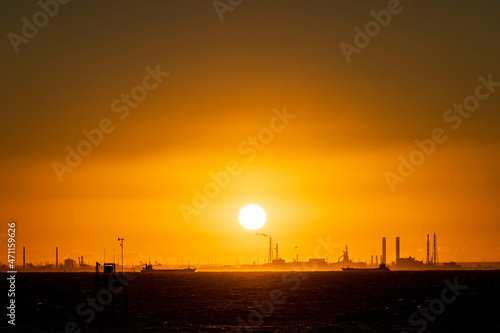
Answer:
1, 1, 500, 266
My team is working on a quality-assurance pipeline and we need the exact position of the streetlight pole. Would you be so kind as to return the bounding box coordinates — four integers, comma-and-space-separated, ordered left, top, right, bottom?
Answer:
118, 238, 124, 274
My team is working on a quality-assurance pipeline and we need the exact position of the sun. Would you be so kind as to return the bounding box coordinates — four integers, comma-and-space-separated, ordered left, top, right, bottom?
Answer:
239, 205, 267, 230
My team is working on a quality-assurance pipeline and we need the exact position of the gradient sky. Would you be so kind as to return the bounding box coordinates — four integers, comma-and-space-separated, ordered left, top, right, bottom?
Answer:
1, 0, 499, 266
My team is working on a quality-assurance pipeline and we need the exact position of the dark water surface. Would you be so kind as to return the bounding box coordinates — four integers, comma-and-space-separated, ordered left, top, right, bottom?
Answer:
3, 270, 500, 332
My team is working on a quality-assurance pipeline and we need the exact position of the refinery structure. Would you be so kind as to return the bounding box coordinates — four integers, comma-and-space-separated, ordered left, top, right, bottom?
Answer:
238, 233, 491, 271
3, 233, 500, 272
392, 233, 441, 269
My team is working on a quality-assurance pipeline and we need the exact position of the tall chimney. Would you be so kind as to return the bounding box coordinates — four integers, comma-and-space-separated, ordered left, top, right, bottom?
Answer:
426, 234, 430, 264
433, 233, 438, 264
56, 247, 58, 269
396, 237, 400, 261
382, 237, 387, 264
23, 246, 25, 269
269, 237, 273, 264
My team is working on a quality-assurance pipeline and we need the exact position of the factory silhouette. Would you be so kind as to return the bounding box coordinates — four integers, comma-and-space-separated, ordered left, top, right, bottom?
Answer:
5, 233, 499, 272
239, 233, 464, 271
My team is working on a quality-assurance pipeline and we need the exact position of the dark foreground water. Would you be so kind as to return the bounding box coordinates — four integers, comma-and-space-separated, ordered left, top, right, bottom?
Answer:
3, 270, 499, 332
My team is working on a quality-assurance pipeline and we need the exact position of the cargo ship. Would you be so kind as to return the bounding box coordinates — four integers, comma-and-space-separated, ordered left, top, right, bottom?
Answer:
341, 263, 390, 272
141, 263, 196, 274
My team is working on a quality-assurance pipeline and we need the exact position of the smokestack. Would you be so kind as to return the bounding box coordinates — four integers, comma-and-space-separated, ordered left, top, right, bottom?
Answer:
433, 233, 438, 264
23, 247, 25, 269
371, 255, 374, 265
255, 233, 273, 263
376, 255, 379, 265
56, 247, 58, 269
275, 243, 279, 260
267, 237, 273, 263
426, 234, 430, 264
382, 237, 386, 264
396, 237, 400, 261
269, 237, 273, 263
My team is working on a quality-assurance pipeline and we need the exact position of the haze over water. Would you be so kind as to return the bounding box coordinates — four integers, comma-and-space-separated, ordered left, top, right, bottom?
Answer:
1, 0, 500, 331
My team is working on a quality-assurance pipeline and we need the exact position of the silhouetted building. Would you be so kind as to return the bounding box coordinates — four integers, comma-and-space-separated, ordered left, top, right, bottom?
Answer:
396, 237, 400, 260
396, 256, 424, 269
330, 246, 367, 269
271, 258, 286, 266
309, 258, 327, 266
395, 238, 424, 269
382, 237, 387, 264
64, 258, 76, 270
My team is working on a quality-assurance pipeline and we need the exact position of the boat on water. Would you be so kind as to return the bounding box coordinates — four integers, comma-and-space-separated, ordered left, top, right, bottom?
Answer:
141, 263, 196, 274
341, 263, 390, 272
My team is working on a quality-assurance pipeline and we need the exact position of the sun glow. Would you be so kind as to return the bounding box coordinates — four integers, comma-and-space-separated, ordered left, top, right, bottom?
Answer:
239, 205, 267, 230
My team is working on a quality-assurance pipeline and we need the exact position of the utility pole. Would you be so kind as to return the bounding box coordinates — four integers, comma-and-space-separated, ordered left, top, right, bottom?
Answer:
118, 238, 124, 274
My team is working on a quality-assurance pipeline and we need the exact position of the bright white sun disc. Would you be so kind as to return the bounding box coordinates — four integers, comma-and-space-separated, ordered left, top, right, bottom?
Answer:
239, 205, 266, 230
